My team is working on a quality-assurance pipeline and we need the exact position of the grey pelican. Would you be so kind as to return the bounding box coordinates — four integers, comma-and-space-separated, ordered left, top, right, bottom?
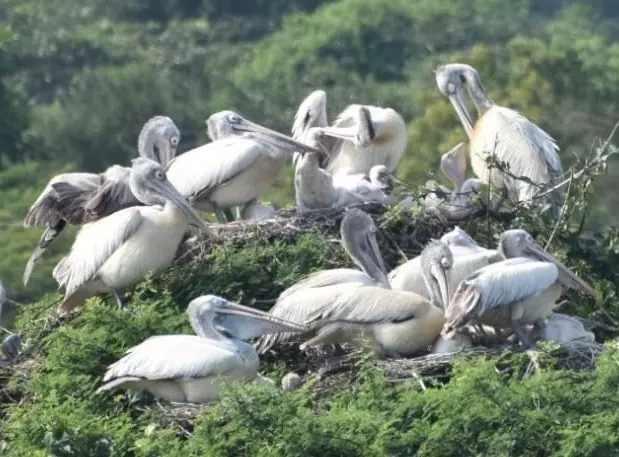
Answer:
255, 209, 390, 353
296, 240, 453, 357
436, 63, 564, 214
320, 104, 407, 177
294, 129, 396, 213
537, 313, 595, 346
424, 142, 485, 221
22, 116, 180, 285
165, 111, 320, 223
52, 157, 208, 315
237, 199, 277, 221
442, 229, 594, 346
97, 295, 306, 403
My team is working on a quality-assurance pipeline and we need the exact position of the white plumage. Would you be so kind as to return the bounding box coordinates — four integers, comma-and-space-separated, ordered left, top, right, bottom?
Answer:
98, 295, 306, 403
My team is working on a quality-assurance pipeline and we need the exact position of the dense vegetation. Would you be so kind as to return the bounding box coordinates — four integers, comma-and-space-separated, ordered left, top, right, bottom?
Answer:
2, 0, 619, 455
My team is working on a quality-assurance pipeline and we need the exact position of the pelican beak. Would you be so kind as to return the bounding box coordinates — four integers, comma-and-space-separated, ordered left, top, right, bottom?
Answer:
221, 301, 308, 333
234, 119, 322, 154
447, 87, 475, 138
158, 179, 209, 232
431, 264, 451, 310
364, 231, 391, 288
526, 243, 595, 297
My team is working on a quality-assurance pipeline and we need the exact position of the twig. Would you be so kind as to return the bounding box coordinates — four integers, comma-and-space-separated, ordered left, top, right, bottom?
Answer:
545, 168, 573, 251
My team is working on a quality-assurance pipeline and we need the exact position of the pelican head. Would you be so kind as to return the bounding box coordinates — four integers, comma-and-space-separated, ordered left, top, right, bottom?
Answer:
440, 142, 467, 190
206, 110, 321, 155
439, 226, 479, 248
340, 209, 390, 288
187, 294, 307, 340
369, 165, 396, 192
129, 157, 208, 231
293, 127, 330, 168
138, 116, 181, 167
420, 240, 453, 309
499, 229, 594, 296
435, 64, 480, 136
292, 90, 328, 141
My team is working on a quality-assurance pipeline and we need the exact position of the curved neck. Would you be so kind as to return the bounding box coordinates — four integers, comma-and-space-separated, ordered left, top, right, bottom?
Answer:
189, 311, 227, 341
343, 232, 389, 287
138, 129, 159, 162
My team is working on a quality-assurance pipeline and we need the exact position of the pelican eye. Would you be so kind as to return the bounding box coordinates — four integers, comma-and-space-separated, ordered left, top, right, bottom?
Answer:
170, 136, 179, 146
440, 257, 451, 269
154, 170, 165, 180
447, 83, 456, 93
228, 113, 241, 124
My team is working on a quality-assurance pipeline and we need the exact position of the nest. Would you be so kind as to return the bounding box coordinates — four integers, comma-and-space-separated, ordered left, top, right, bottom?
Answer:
176, 202, 454, 268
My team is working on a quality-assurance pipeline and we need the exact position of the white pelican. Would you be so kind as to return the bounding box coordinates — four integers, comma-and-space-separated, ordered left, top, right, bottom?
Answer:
291, 89, 330, 167
436, 63, 564, 214
165, 111, 320, 223
255, 209, 390, 353
294, 129, 396, 213
97, 295, 306, 403
296, 240, 453, 357
389, 228, 500, 297
52, 157, 208, 315
442, 229, 594, 346
424, 142, 485, 222
317, 104, 407, 177
23, 116, 180, 285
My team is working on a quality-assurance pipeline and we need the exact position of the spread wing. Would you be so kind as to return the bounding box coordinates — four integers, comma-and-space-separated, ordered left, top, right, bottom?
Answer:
52, 208, 143, 296
165, 138, 264, 202
101, 335, 240, 382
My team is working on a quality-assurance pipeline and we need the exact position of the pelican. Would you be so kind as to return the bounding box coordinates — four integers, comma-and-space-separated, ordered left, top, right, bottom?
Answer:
300, 102, 406, 177
423, 142, 485, 221
389, 228, 500, 297
537, 313, 595, 346
291, 90, 330, 167
442, 229, 594, 346
294, 129, 396, 213
237, 199, 277, 221
296, 240, 453, 357
97, 295, 306, 403
52, 157, 208, 314
436, 63, 564, 214
22, 116, 180, 285
165, 111, 320, 223
255, 209, 390, 353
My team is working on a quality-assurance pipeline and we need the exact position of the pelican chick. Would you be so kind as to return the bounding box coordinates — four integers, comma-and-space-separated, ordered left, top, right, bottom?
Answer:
442, 229, 594, 346
537, 313, 595, 346
53, 158, 208, 315
166, 111, 320, 222
291, 89, 331, 167
436, 63, 563, 214
97, 295, 306, 403
23, 116, 180, 285
255, 209, 390, 353
237, 199, 277, 221
423, 142, 485, 222
298, 240, 453, 357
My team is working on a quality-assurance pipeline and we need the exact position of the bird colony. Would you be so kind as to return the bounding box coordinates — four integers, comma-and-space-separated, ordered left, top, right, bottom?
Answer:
0, 63, 598, 405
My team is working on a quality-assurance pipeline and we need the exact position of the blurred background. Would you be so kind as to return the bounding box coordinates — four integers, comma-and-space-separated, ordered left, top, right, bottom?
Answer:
1, 0, 618, 302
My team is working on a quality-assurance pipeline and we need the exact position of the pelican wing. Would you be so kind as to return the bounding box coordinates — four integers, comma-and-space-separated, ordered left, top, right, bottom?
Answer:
24, 172, 101, 227
165, 138, 263, 201
278, 268, 373, 300
480, 107, 562, 200
81, 179, 142, 221
305, 286, 423, 325
52, 208, 144, 296
101, 335, 239, 382
448, 258, 558, 320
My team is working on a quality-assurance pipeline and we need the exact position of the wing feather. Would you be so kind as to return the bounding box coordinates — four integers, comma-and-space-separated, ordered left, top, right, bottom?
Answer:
102, 335, 239, 382
52, 208, 143, 296
165, 138, 263, 202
